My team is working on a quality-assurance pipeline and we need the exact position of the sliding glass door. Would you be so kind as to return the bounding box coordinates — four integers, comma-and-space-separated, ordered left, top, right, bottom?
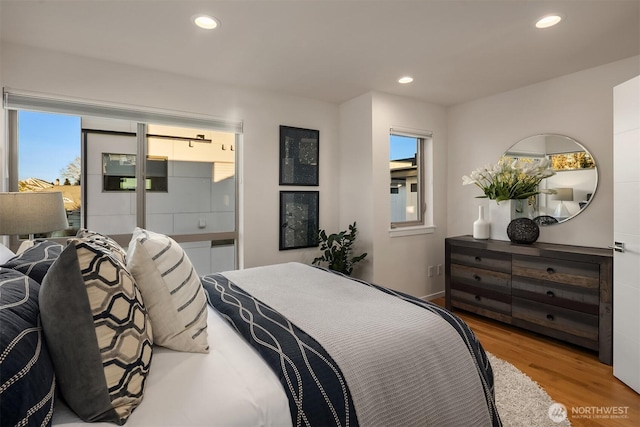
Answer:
83, 118, 139, 237
145, 124, 236, 273
82, 119, 237, 274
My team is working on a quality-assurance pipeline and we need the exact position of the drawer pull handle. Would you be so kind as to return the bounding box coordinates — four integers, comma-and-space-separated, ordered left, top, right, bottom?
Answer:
546, 291, 555, 298
475, 295, 481, 301
546, 267, 555, 274
473, 274, 481, 281
475, 256, 482, 262
546, 314, 554, 321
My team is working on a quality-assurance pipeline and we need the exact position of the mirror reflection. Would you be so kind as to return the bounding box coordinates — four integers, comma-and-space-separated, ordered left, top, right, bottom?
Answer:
503, 134, 597, 225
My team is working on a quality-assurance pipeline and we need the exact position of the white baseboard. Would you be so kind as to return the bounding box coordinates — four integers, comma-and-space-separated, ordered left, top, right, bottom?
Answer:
419, 290, 445, 301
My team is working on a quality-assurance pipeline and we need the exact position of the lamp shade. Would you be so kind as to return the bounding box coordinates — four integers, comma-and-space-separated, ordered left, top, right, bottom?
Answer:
0, 192, 69, 235
550, 188, 573, 201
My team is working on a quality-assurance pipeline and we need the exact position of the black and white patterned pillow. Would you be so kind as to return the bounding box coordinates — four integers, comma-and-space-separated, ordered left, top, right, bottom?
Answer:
0, 267, 56, 427
0, 240, 63, 284
75, 228, 127, 264
40, 238, 153, 424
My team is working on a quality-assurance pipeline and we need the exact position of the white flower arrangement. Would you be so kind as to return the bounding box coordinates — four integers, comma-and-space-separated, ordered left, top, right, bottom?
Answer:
462, 158, 556, 203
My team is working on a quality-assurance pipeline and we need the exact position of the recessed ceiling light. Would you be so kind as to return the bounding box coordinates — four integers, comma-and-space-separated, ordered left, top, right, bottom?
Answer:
398, 76, 414, 84
193, 14, 219, 30
535, 14, 563, 29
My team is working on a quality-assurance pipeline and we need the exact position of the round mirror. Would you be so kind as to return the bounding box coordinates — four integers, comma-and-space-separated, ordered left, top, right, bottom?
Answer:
502, 134, 598, 225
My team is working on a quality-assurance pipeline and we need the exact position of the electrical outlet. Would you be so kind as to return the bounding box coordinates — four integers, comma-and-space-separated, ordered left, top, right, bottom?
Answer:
437, 264, 443, 275
428, 266, 434, 277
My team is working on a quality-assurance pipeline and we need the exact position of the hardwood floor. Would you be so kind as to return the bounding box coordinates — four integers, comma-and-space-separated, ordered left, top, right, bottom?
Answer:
431, 298, 639, 427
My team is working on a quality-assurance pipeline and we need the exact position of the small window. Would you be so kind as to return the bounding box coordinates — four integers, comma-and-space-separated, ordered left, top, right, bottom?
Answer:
390, 130, 429, 228
102, 153, 168, 192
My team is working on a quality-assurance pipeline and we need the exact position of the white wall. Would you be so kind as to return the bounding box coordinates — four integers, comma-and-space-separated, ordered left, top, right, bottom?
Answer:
339, 92, 448, 297
0, 42, 341, 270
447, 56, 640, 248
371, 93, 448, 297
338, 93, 374, 280
3, 41, 637, 297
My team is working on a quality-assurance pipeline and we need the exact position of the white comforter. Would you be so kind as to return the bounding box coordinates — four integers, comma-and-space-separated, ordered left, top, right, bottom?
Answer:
52, 307, 292, 427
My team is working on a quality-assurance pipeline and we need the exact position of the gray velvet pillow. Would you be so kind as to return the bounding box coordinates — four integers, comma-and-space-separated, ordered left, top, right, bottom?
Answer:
40, 239, 153, 425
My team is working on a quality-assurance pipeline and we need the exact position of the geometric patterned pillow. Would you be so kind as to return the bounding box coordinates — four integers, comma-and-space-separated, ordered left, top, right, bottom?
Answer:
0, 268, 56, 427
75, 228, 127, 264
127, 227, 209, 353
0, 240, 63, 284
40, 238, 153, 424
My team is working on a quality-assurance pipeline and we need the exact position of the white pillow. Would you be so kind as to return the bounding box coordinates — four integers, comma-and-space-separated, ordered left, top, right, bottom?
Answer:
0, 243, 16, 264
127, 228, 209, 353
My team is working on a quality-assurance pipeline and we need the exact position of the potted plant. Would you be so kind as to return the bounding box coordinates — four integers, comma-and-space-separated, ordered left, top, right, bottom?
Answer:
462, 157, 556, 240
312, 222, 367, 276
462, 157, 556, 203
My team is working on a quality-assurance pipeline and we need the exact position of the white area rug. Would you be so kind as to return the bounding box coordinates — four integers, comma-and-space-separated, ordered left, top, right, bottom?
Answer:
489, 353, 571, 426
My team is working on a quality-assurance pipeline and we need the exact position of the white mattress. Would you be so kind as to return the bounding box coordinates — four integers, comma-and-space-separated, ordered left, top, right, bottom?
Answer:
52, 307, 293, 427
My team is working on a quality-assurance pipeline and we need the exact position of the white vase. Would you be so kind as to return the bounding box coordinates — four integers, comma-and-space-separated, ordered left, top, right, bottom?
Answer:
489, 200, 515, 241
473, 205, 490, 239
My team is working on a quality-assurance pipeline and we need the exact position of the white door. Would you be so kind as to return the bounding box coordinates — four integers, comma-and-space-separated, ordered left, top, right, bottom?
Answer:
613, 75, 640, 393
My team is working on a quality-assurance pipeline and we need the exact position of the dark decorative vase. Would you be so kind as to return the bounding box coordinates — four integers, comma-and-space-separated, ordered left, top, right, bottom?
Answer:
507, 218, 539, 244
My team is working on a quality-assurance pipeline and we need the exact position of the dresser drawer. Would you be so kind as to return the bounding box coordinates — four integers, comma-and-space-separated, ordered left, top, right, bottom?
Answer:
451, 289, 511, 322
450, 246, 511, 273
451, 264, 511, 294
512, 255, 599, 289
512, 297, 598, 341
512, 276, 599, 315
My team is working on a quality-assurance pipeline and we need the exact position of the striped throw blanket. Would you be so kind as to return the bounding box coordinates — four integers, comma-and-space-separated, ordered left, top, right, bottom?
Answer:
202, 262, 501, 427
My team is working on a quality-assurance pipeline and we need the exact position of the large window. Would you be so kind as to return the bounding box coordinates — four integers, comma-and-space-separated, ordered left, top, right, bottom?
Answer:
5, 90, 241, 274
389, 130, 430, 228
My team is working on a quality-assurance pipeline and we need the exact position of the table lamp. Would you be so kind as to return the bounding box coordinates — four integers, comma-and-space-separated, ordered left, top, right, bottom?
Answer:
551, 188, 573, 218
0, 191, 69, 253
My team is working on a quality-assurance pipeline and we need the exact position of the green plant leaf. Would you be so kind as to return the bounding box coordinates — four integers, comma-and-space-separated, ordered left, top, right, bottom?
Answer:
311, 222, 366, 275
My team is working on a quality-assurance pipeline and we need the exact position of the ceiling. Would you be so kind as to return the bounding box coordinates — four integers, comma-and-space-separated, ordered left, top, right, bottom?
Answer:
1, 0, 639, 106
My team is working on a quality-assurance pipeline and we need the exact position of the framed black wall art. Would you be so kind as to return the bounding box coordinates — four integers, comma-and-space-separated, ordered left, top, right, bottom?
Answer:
279, 125, 319, 186
279, 191, 319, 250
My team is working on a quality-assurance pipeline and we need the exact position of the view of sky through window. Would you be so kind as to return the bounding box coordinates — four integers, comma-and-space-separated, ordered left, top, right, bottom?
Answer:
390, 134, 417, 161
18, 111, 81, 183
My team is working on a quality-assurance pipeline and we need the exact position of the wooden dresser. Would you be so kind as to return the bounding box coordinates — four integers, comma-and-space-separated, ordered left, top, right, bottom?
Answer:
445, 235, 613, 365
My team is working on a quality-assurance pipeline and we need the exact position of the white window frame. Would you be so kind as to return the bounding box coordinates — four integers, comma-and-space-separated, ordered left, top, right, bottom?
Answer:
389, 126, 435, 237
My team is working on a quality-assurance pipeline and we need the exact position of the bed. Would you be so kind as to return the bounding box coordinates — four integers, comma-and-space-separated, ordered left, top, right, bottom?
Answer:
51, 306, 292, 427
0, 231, 501, 427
